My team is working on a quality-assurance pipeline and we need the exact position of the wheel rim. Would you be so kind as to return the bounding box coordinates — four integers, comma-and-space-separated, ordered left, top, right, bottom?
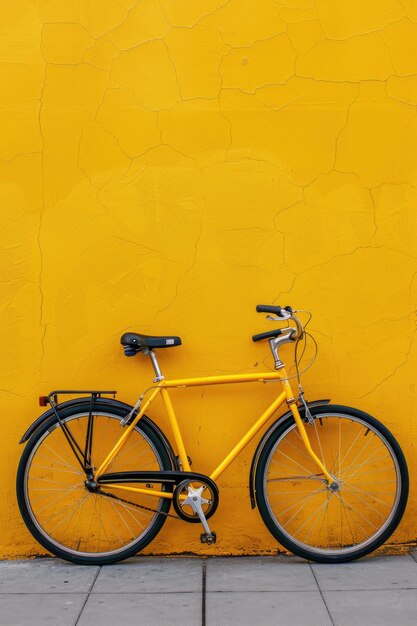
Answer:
24, 413, 166, 558
263, 413, 402, 556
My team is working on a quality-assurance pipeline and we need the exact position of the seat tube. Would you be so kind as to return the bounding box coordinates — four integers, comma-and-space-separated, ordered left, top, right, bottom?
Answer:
160, 388, 191, 472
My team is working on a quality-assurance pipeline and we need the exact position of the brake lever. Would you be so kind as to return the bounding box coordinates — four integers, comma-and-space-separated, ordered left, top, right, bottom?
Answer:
266, 312, 291, 322
267, 311, 304, 340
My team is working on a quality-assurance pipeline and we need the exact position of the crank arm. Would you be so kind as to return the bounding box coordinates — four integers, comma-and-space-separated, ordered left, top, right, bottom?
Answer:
183, 490, 214, 537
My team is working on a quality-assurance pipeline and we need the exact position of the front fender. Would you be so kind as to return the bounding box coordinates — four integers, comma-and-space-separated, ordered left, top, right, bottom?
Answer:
249, 399, 330, 509
19, 396, 179, 471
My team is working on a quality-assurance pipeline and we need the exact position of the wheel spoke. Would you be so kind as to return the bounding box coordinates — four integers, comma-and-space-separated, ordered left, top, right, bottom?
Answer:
312, 420, 326, 470
31, 463, 83, 477
30, 483, 84, 512
337, 491, 362, 545
42, 445, 82, 474
342, 483, 394, 507
107, 500, 129, 546
339, 432, 377, 478
28, 477, 82, 487
267, 474, 325, 482
272, 449, 318, 477
278, 435, 318, 466
49, 492, 90, 537
293, 493, 334, 540
342, 487, 391, 520
334, 491, 379, 531
109, 499, 135, 541
303, 496, 330, 545
279, 483, 326, 520
342, 465, 396, 479
337, 427, 365, 473
110, 498, 146, 528
341, 451, 391, 480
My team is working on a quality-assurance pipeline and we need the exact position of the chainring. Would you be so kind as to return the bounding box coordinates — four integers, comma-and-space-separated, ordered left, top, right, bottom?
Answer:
173, 477, 219, 523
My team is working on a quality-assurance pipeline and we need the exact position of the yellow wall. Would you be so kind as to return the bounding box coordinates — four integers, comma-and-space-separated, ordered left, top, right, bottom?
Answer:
1, 0, 417, 557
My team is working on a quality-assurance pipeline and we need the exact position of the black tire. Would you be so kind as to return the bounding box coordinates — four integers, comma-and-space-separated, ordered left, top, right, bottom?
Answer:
254, 404, 409, 563
17, 402, 172, 565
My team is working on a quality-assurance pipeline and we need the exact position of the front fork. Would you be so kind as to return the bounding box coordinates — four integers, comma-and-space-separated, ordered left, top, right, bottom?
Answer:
281, 372, 336, 487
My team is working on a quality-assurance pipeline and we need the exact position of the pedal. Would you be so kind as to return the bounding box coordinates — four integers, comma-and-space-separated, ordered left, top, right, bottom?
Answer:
200, 531, 217, 545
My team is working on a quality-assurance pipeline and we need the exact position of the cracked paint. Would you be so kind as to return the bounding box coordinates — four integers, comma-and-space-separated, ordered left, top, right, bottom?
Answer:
108, 0, 169, 50
1, 1, 417, 558
296, 33, 395, 81
165, 23, 229, 100
287, 19, 326, 53
208, 0, 287, 46
112, 39, 181, 110
316, 0, 405, 39
41, 23, 95, 64
336, 82, 417, 187
220, 35, 296, 92
96, 86, 161, 158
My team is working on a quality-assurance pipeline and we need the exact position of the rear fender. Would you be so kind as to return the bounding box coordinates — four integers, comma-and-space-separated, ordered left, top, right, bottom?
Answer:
19, 396, 179, 471
249, 399, 330, 509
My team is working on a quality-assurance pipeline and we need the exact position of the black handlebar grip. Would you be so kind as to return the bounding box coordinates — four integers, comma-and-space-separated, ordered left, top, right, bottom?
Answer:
256, 304, 283, 316
252, 329, 282, 342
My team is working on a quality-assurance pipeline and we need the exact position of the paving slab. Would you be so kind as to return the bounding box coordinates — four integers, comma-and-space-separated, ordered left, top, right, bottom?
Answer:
206, 556, 317, 592
0, 593, 86, 625
206, 590, 332, 626
324, 589, 417, 626
92, 557, 203, 593
312, 555, 417, 591
0, 559, 99, 594
78, 592, 201, 625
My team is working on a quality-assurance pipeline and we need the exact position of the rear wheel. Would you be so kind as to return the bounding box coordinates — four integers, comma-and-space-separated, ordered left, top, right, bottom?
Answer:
17, 403, 172, 564
255, 405, 408, 563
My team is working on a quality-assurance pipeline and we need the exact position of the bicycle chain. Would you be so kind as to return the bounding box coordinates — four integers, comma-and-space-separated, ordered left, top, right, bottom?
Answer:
97, 488, 180, 520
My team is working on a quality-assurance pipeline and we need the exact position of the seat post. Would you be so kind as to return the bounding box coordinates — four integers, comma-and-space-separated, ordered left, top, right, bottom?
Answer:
147, 349, 164, 382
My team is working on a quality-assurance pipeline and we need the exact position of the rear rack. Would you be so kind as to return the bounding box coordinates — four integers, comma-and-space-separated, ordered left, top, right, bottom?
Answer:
39, 389, 117, 408
39, 390, 117, 474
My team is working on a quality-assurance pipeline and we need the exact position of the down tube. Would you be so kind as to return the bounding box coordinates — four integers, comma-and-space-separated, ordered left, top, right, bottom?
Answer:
210, 390, 287, 481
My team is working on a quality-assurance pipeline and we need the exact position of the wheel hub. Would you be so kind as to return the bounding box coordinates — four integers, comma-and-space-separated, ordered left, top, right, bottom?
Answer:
85, 478, 98, 493
328, 480, 340, 492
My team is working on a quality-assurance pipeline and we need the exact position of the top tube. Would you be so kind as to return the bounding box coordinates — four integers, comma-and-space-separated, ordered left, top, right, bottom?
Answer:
160, 372, 284, 388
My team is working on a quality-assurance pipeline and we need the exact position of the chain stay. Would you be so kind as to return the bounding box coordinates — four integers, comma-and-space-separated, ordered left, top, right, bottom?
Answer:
97, 488, 180, 519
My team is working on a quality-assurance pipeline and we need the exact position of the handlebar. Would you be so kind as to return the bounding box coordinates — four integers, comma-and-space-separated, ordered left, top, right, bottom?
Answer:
255, 304, 303, 340
256, 304, 283, 316
252, 328, 282, 342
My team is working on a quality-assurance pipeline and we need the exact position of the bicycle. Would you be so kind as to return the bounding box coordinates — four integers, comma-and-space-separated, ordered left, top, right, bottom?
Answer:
16, 305, 409, 565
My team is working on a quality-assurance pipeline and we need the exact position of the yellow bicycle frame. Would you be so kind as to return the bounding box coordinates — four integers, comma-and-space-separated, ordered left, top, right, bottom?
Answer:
94, 368, 334, 499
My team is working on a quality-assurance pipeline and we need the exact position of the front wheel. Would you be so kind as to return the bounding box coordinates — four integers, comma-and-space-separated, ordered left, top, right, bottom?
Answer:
17, 402, 173, 565
255, 405, 409, 563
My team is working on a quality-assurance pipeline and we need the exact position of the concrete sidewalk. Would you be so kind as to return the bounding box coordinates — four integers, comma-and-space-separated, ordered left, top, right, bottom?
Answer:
1, 553, 417, 625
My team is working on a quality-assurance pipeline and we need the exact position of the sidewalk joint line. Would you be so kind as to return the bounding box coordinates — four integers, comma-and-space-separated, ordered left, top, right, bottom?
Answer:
202, 559, 207, 626
309, 564, 335, 626
74, 565, 101, 625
